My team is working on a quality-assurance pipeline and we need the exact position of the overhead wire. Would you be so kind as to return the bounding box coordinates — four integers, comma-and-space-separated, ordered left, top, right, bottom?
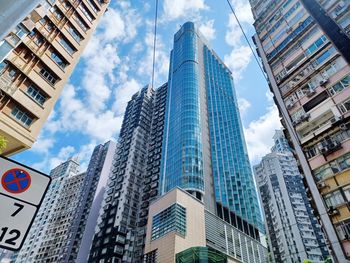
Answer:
151, 0, 159, 89
225, 0, 303, 151
223, 0, 339, 261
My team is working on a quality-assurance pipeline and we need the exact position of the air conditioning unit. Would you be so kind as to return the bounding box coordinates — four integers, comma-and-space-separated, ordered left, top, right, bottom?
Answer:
317, 181, 327, 189
327, 207, 340, 216
306, 89, 316, 97
331, 116, 343, 124
319, 146, 327, 155
287, 102, 295, 110
340, 123, 348, 130
319, 78, 329, 86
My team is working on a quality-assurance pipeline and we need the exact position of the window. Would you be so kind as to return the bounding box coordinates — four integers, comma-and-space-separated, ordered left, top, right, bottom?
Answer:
40, 67, 57, 85
51, 6, 63, 21
51, 51, 67, 69
67, 23, 83, 43
151, 203, 186, 240
59, 36, 76, 55
336, 219, 350, 240
14, 24, 29, 39
314, 152, 350, 180
329, 74, 350, 95
339, 97, 350, 114
11, 107, 33, 127
87, 0, 99, 13
27, 84, 47, 105
74, 14, 89, 32
78, 3, 94, 22
305, 35, 327, 55
324, 190, 345, 208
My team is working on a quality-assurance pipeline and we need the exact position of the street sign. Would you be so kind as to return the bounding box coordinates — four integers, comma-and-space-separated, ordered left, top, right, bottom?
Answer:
0, 156, 50, 251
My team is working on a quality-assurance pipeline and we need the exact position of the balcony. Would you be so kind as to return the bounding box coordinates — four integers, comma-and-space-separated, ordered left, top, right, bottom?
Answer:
0, 74, 18, 96
292, 113, 310, 126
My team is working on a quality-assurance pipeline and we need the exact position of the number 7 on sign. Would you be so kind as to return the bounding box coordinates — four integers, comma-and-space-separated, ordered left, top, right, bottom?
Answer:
11, 203, 24, 217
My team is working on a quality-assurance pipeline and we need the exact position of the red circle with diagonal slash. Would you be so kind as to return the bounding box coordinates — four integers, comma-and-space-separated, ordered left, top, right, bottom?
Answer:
1, 168, 31, 194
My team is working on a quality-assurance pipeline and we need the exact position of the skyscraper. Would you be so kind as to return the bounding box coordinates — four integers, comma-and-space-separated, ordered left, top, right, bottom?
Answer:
254, 130, 329, 262
161, 21, 263, 232
14, 157, 80, 263
88, 84, 168, 263
250, 0, 350, 261
88, 22, 266, 263
14, 141, 115, 263
0, 0, 109, 156
76, 141, 116, 263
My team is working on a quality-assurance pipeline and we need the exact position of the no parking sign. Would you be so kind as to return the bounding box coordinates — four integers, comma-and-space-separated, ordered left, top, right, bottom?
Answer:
0, 156, 50, 251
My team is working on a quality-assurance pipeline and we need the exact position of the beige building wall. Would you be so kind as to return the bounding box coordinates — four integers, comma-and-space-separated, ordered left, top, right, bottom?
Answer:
144, 188, 206, 263
0, 0, 109, 156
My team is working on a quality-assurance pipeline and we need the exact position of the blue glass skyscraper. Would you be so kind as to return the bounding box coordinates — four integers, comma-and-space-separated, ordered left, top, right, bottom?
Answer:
161, 22, 263, 233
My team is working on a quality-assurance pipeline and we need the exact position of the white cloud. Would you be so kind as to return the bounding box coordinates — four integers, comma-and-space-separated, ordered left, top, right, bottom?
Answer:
199, 19, 216, 41
238, 97, 251, 115
224, 45, 252, 80
113, 78, 142, 115
230, 0, 254, 24
244, 98, 282, 164
137, 22, 169, 87
224, 2, 255, 80
162, 0, 208, 21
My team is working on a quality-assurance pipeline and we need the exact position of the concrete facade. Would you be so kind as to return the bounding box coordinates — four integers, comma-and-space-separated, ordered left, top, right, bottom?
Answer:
254, 130, 329, 262
0, 0, 109, 156
250, 0, 350, 261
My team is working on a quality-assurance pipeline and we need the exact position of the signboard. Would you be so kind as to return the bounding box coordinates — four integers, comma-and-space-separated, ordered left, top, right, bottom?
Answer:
0, 156, 50, 251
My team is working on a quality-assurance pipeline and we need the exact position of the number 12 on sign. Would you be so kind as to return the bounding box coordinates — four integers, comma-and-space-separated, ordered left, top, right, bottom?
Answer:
0, 227, 21, 246
0, 195, 37, 250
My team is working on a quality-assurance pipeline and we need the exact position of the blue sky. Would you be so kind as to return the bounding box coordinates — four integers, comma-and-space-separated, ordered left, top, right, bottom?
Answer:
14, 0, 281, 173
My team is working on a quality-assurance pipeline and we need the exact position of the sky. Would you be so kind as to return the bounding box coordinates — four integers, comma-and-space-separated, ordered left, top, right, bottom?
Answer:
13, 0, 281, 174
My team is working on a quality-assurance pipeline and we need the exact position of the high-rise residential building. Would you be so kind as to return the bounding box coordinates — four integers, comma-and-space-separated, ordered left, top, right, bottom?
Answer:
88, 22, 267, 263
88, 83, 168, 263
14, 157, 80, 263
76, 141, 116, 263
14, 141, 115, 263
254, 130, 329, 262
0, 0, 109, 156
249, 0, 350, 261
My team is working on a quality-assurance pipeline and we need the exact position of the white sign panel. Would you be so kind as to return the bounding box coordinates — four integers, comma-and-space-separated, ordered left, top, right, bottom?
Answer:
0, 156, 50, 251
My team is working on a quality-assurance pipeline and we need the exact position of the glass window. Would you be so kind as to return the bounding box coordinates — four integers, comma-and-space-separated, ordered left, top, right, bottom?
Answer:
67, 23, 83, 43
11, 107, 33, 127
78, 3, 94, 22
27, 84, 47, 105
324, 190, 345, 207
151, 204, 186, 240
40, 67, 57, 85
74, 14, 89, 32
59, 36, 76, 55
339, 97, 350, 114
51, 6, 63, 21
51, 51, 67, 69
329, 74, 350, 95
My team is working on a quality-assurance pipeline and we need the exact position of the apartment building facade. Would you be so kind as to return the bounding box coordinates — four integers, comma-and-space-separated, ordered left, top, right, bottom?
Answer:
0, 0, 109, 156
14, 157, 80, 262
250, 0, 350, 261
88, 84, 168, 263
14, 141, 115, 263
254, 130, 329, 262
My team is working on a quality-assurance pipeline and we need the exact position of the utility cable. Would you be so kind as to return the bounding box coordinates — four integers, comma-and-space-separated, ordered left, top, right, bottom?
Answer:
151, 0, 159, 89
225, 0, 268, 83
